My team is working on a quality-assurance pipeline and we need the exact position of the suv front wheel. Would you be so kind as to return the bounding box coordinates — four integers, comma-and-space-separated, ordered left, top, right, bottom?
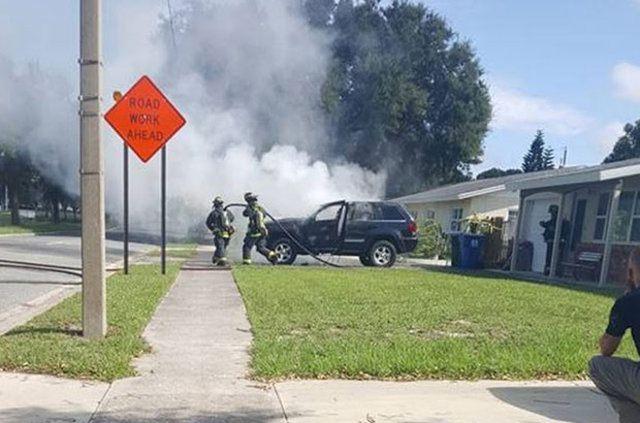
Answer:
368, 240, 397, 268
273, 238, 297, 265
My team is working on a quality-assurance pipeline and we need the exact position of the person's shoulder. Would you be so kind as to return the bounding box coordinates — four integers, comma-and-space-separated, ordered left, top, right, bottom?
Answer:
616, 289, 640, 308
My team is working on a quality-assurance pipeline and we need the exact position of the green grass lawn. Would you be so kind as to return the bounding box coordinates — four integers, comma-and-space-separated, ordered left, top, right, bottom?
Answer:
0, 211, 80, 235
233, 267, 635, 381
0, 264, 181, 381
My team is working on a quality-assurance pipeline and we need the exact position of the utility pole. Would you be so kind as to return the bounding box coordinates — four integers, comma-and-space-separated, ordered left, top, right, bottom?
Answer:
80, 0, 106, 339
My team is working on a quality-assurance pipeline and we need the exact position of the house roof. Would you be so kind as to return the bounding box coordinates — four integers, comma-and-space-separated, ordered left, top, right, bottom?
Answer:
393, 167, 578, 204
505, 158, 640, 191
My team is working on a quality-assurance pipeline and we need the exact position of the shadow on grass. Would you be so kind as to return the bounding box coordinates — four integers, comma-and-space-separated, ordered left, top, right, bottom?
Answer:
5, 326, 82, 337
488, 386, 616, 423
1, 406, 289, 423
418, 265, 621, 298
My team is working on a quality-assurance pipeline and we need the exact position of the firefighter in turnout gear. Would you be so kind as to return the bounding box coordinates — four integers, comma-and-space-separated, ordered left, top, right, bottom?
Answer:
206, 196, 235, 266
242, 192, 278, 265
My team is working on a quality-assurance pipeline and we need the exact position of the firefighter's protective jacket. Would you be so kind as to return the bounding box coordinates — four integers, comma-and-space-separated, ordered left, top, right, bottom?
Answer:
206, 207, 234, 238
243, 204, 268, 238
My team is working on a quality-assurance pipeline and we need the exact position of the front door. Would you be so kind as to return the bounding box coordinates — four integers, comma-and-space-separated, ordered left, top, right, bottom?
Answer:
304, 202, 345, 253
342, 202, 378, 254
522, 196, 558, 273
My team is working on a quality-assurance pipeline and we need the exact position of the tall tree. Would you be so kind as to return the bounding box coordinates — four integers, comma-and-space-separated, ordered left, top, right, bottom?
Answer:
0, 145, 37, 225
303, 0, 335, 28
40, 177, 66, 224
310, 0, 492, 197
604, 121, 640, 163
522, 130, 554, 172
476, 168, 522, 180
542, 147, 555, 170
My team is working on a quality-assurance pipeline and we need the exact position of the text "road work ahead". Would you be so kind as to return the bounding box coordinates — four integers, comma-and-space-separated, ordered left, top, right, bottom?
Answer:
104, 75, 186, 163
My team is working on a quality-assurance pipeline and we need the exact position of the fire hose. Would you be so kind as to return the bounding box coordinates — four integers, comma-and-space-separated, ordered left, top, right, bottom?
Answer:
0, 258, 122, 277
224, 203, 344, 268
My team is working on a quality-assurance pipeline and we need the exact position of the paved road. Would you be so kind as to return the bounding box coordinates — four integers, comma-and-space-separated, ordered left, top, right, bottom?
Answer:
0, 234, 152, 321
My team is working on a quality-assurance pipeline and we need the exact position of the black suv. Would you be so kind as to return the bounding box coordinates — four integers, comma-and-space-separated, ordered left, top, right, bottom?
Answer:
265, 201, 418, 267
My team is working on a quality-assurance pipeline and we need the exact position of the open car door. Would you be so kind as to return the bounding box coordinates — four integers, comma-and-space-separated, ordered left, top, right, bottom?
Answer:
303, 201, 346, 253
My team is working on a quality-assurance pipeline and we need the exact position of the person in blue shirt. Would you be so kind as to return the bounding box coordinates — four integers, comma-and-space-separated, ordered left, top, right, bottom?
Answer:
589, 249, 640, 422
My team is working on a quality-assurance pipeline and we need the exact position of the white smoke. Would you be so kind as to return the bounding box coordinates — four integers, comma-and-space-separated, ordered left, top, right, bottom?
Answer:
105, 0, 384, 235
0, 58, 78, 194
2, 0, 385, 237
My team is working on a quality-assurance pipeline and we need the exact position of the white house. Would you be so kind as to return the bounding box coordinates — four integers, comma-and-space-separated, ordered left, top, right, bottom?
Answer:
506, 158, 640, 286
393, 169, 570, 235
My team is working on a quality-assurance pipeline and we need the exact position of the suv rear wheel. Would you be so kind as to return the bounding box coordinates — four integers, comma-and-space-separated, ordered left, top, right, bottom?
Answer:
368, 240, 397, 268
273, 239, 297, 265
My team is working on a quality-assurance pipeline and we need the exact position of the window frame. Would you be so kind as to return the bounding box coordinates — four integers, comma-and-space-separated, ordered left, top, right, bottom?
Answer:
628, 192, 640, 242
421, 209, 435, 220
613, 191, 637, 242
593, 192, 610, 242
450, 207, 464, 233
592, 190, 640, 245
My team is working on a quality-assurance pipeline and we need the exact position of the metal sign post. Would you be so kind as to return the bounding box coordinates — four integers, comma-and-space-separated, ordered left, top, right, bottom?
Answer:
161, 146, 167, 275
124, 142, 129, 274
113, 91, 129, 275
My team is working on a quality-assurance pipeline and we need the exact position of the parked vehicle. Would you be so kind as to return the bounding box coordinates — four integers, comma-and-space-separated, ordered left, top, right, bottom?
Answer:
265, 201, 419, 267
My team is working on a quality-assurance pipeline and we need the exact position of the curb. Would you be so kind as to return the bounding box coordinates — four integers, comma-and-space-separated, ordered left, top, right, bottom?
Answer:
0, 248, 154, 336
0, 286, 79, 335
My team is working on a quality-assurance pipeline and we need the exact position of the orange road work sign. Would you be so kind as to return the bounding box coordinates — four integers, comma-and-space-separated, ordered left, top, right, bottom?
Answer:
104, 75, 186, 163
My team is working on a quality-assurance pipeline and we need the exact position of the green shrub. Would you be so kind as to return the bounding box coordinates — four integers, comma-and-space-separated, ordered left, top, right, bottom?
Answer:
413, 219, 449, 259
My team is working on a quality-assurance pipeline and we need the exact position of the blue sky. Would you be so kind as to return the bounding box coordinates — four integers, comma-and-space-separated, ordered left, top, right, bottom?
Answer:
421, 0, 640, 171
1, 0, 640, 174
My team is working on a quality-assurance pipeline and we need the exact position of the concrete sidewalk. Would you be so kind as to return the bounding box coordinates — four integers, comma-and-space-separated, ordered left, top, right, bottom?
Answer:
0, 249, 619, 422
90, 251, 285, 422
277, 379, 616, 423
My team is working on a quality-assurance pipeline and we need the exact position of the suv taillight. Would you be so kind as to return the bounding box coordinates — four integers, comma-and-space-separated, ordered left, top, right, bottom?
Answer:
408, 221, 418, 235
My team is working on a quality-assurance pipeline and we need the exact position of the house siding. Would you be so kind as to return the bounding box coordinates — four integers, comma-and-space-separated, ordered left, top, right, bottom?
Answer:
517, 174, 640, 285
403, 191, 518, 233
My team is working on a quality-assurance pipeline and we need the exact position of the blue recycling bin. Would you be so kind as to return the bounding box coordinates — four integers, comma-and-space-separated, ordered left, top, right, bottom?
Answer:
451, 233, 486, 269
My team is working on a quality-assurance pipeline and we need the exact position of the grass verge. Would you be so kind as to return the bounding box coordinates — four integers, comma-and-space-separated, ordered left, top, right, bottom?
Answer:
0, 211, 80, 235
0, 264, 181, 381
233, 266, 634, 381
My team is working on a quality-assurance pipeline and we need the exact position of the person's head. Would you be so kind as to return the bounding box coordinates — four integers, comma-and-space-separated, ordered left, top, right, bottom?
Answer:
548, 205, 559, 217
628, 249, 640, 291
213, 196, 224, 208
244, 192, 258, 205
